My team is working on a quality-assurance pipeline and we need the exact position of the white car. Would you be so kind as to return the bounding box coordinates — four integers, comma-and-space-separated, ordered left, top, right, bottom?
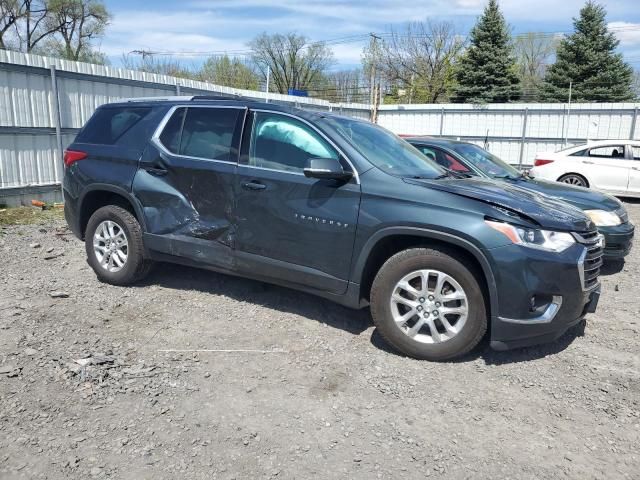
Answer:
529, 140, 640, 198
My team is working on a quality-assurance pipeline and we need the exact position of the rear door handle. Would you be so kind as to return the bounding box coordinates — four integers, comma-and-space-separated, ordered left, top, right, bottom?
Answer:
582, 160, 594, 164
242, 181, 266, 191
145, 166, 168, 176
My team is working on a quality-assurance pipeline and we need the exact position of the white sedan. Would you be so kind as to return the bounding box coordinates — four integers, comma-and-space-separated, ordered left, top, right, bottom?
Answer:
529, 140, 640, 198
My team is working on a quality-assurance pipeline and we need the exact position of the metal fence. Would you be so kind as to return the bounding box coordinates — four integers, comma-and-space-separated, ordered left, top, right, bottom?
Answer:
0, 50, 369, 199
1, 50, 639, 204
377, 103, 640, 168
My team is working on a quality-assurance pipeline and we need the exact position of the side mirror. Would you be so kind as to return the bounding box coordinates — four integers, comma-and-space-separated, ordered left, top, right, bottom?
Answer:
303, 158, 353, 181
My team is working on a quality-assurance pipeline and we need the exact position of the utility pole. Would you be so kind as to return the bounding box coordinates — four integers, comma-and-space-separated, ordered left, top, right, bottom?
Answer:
130, 49, 154, 60
265, 66, 270, 103
564, 81, 573, 145
372, 84, 381, 123
369, 33, 381, 119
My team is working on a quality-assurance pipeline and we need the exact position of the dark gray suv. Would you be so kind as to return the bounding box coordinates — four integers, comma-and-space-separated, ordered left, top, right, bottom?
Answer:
63, 96, 602, 361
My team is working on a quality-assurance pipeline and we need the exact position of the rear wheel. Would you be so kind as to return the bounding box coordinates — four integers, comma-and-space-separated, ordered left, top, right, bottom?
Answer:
85, 205, 152, 285
370, 248, 487, 361
558, 173, 588, 188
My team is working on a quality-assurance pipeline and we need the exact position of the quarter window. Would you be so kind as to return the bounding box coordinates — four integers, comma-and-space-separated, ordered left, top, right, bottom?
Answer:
159, 108, 185, 154
632, 146, 640, 160
249, 112, 338, 173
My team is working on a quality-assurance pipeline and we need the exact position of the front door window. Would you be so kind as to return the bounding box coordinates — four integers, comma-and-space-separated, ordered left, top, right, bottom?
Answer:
249, 112, 338, 173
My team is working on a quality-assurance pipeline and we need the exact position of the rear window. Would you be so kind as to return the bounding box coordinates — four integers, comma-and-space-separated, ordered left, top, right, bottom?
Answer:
76, 107, 152, 145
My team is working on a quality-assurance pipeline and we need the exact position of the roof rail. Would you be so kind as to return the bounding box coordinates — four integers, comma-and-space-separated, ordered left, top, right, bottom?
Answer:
190, 94, 243, 101
121, 94, 245, 103
123, 95, 194, 102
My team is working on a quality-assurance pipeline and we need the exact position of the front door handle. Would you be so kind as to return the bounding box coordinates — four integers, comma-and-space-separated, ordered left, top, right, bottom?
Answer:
582, 160, 594, 164
145, 166, 168, 176
242, 181, 266, 191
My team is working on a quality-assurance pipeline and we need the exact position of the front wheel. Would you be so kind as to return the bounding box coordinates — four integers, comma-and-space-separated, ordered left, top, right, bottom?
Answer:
370, 248, 487, 361
85, 205, 152, 285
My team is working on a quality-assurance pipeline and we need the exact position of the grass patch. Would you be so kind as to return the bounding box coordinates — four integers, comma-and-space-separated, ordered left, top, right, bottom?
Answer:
0, 206, 65, 226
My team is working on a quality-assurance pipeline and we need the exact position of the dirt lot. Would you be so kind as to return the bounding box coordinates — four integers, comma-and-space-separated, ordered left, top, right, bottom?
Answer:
1, 202, 639, 480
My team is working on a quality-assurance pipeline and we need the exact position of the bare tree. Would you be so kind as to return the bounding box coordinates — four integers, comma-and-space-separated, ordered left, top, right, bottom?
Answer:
249, 32, 333, 94
372, 21, 464, 103
0, 0, 25, 49
45, 0, 109, 61
313, 68, 367, 103
514, 32, 558, 95
14, 0, 60, 52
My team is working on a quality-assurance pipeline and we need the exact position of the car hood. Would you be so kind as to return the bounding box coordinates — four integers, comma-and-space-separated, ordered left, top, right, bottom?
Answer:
504, 177, 622, 211
405, 177, 595, 232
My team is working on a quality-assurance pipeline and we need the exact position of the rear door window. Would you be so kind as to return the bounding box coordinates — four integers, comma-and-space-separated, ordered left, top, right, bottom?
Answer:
76, 107, 152, 145
179, 107, 241, 162
588, 146, 626, 158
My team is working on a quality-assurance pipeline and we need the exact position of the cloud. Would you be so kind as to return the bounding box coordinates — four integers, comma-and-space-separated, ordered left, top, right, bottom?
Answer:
608, 21, 640, 47
100, 0, 640, 68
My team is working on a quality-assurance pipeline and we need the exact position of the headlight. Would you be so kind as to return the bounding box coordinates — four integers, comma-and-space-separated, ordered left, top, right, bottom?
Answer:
486, 220, 575, 252
584, 209, 621, 227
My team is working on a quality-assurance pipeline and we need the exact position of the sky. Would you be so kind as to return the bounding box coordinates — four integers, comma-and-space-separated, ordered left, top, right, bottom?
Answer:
100, 0, 640, 70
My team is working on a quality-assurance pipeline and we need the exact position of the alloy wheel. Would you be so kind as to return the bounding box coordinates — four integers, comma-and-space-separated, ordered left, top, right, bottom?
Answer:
389, 269, 468, 344
560, 175, 587, 187
93, 220, 128, 273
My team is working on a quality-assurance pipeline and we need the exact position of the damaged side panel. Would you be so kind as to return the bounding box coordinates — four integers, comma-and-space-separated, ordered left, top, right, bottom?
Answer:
132, 106, 241, 270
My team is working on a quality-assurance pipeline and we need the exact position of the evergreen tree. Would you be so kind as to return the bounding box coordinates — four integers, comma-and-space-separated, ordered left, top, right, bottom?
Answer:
453, 0, 520, 103
542, 1, 634, 102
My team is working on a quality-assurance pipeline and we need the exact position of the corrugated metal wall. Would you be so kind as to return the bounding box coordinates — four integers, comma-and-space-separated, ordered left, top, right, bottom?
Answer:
1, 49, 639, 195
0, 50, 369, 192
377, 103, 639, 166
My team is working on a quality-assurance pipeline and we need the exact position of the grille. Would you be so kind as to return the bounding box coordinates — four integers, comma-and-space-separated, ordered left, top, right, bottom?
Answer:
574, 230, 603, 290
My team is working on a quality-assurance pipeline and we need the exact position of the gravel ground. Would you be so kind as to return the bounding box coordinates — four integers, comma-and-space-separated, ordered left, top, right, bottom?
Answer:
1, 201, 639, 480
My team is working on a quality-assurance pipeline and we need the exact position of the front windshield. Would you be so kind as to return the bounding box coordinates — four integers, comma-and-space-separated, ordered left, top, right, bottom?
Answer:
323, 116, 445, 179
452, 144, 521, 179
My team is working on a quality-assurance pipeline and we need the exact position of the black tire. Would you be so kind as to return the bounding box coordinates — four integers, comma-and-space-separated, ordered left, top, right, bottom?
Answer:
85, 205, 152, 285
370, 248, 487, 361
558, 173, 589, 188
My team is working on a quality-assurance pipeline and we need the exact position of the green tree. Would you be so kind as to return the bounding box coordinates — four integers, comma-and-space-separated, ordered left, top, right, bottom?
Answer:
541, 1, 634, 102
197, 55, 259, 90
453, 0, 520, 103
45, 0, 110, 61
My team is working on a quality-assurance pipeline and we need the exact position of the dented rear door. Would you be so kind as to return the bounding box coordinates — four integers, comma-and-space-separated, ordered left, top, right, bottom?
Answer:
133, 105, 246, 269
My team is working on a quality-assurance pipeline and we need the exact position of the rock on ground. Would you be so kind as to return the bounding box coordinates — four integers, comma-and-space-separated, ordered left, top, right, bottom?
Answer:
1, 201, 639, 479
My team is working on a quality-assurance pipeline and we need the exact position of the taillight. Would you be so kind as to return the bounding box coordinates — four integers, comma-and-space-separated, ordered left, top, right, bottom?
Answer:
64, 150, 87, 167
534, 159, 554, 167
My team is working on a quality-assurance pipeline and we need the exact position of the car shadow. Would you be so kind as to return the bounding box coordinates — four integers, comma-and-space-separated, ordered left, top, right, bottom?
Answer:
135, 262, 372, 336
370, 319, 586, 365
135, 262, 586, 366
600, 259, 625, 276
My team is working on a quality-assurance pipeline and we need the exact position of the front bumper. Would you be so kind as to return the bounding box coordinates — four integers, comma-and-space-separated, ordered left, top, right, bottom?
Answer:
600, 222, 634, 259
487, 241, 600, 351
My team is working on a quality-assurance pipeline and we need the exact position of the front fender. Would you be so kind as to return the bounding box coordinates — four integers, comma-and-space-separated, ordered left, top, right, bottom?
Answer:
351, 226, 499, 322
